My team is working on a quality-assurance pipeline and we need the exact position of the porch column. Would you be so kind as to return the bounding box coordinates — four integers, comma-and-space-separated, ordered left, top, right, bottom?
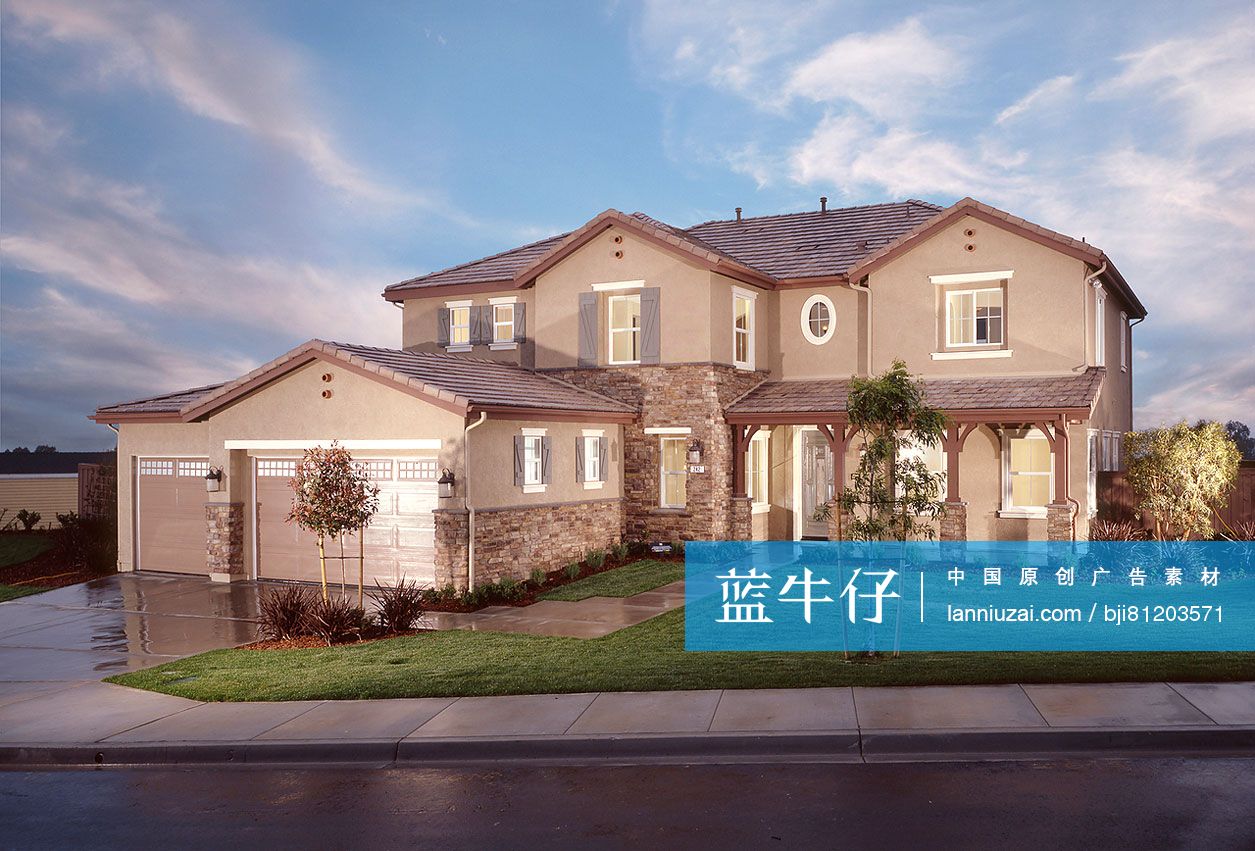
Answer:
1041, 418, 1073, 542
730, 424, 759, 499
822, 424, 850, 541
938, 422, 978, 542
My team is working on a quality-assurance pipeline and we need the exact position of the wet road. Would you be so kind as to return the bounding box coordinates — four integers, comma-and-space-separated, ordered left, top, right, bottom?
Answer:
3, 758, 1253, 849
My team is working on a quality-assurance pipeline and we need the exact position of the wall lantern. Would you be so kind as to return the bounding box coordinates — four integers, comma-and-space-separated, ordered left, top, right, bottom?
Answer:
437, 468, 456, 499
205, 467, 223, 493
686, 439, 703, 465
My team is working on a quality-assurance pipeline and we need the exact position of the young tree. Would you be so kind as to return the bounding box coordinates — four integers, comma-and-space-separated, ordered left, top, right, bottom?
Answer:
1225, 421, 1255, 461
819, 359, 948, 541
287, 442, 380, 601
1125, 421, 1240, 540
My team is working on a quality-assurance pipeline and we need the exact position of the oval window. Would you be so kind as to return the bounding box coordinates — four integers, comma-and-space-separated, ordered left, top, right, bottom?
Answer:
800, 294, 836, 345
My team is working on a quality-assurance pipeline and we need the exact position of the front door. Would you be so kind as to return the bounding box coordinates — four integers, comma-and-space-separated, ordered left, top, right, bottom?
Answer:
800, 430, 833, 538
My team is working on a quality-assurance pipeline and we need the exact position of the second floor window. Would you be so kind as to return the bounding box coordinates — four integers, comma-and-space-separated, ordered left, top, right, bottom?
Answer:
733, 289, 755, 369
493, 303, 515, 344
448, 305, 471, 347
946, 288, 1003, 347
609, 294, 641, 364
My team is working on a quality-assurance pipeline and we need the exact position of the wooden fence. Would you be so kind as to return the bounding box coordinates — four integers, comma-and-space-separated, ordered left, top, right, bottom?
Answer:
1097, 462, 1255, 534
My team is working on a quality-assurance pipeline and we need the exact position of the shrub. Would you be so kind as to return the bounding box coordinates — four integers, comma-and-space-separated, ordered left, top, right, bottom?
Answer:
55, 512, 117, 573
1088, 519, 1146, 541
565, 562, 582, 580
585, 548, 606, 569
306, 595, 367, 646
259, 586, 316, 640
1222, 520, 1255, 542
670, 539, 686, 557
15, 509, 41, 531
496, 577, 528, 601
529, 567, 547, 586
369, 580, 426, 633
611, 542, 629, 562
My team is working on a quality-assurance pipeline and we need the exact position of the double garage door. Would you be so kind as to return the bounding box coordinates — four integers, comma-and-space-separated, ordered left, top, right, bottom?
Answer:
134, 455, 438, 585
254, 457, 438, 587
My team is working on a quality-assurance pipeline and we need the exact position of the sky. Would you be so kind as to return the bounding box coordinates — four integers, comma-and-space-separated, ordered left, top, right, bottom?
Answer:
1, 0, 1252, 450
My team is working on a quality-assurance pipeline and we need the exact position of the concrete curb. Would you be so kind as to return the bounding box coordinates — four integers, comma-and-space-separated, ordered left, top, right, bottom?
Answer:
3, 727, 1253, 767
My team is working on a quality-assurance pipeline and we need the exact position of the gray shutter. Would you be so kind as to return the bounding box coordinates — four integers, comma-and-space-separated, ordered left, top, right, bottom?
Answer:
640, 287, 661, 364
513, 303, 526, 343
578, 292, 598, 367
597, 438, 608, 483
541, 437, 553, 484
513, 436, 524, 487
470, 305, 487, 346
437, 308, 450, 347
575, 436, 586, 483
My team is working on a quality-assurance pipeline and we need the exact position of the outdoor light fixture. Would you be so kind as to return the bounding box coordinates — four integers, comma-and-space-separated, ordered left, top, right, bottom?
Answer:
686, 439, 703, 465
437, 468, 455, 499
205, 467, 223, 493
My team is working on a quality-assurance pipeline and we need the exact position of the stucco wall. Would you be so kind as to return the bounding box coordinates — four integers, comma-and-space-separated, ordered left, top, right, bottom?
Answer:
773, 284, 864, 379
468, 417, 623, 510
401, 287, 536, 367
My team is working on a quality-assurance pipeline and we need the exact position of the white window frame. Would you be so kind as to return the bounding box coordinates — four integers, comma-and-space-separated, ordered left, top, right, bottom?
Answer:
446, 299, 472, 351
659, 436, 688, 509
1087, 429, 1099, 517
1119, 311, 1128, 372
608, 293, 642, 365
489, 296, 517, 350
1000, 429, 1053, 518
521, 427, 546, 493
747, 430, 770, 514
800, 294, 836, 345
1094, 287, 1106, 367
945, 287, 1004, 348
732, 287, 756, 370
582, 429, 604, 490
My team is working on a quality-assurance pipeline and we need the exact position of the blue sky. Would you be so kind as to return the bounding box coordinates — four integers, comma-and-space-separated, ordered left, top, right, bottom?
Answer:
2, 0, 1252, 449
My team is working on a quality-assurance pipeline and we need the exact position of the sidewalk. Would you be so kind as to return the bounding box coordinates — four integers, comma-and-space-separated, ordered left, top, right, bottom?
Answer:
2, 680, 1252, 766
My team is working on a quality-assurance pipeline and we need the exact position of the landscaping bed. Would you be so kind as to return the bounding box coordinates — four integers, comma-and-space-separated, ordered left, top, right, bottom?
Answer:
108, 605, 1255, 702
0, 531, 103, 597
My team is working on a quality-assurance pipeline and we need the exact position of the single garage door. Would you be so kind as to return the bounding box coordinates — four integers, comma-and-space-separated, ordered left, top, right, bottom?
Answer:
136, 457, 210, 575
254, 457, 438, 587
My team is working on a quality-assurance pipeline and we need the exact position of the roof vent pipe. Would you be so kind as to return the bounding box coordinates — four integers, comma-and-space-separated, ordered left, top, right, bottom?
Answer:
735, 207, 742, 222
820, 196, 828, 212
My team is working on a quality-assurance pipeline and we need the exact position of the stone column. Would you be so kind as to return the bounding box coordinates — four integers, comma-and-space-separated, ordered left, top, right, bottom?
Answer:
433, 508, 469, 590
206, 503, 245, 583
940, 501, 968, 541
1046, 503, 1073, 541
730, 496, 753, 541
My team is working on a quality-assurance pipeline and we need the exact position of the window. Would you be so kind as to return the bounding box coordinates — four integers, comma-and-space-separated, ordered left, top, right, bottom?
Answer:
897, 439, 946, 501
609, 294, 641, 364
1119, 311, 1128, 371
177, 460, 210, 477
733, 288, 756, 369
354, 460, 393, 480
800, 294, 836, 345
398, 459, 438, 481
446, 301, 471, 348
946, 288, 1004, 347
582, 432, 603, 488
747, 431, 769, 511
522, 435, 544, 488
1094, 287, 1105, 367
1004, 430, 1052, 514
256, 460, 297, 478
660, 437, 688, 508
492, 303, 515, 345
139, 459, 174, 476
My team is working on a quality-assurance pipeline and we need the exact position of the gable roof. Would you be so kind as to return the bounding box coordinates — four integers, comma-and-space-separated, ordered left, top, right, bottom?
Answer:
92, 341, 637, 424
727, 368, 1106, 422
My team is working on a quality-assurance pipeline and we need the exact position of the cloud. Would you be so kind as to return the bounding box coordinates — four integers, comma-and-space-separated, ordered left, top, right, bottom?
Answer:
996, 74, 1078, 124
1, 0, 434, 210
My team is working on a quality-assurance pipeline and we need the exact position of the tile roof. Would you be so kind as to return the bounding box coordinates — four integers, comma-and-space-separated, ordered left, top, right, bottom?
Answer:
94, 383, 225, 416
386, 232, 570, 290
727, 369, 1106, 415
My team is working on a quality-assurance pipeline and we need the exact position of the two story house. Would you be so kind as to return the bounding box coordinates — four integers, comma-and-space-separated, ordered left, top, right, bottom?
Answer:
94, 197, 1145, 589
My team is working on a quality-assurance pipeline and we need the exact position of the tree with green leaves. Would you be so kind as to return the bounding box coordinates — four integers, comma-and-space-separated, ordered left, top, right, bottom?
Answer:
818, 359, 948, 541
1125, 421, 1240, 540
287, 442, 380, 601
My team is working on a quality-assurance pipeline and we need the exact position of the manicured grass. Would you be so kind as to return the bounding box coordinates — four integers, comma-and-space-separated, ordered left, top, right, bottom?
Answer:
0, 534, 55, 568
108, 606, 1255, 702
539, 559, 682, 601
0, 583, 48, 602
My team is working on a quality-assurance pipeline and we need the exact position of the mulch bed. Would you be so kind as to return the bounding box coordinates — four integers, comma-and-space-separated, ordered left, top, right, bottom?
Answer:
244, 628, 424, 651
0, 543, 104, 591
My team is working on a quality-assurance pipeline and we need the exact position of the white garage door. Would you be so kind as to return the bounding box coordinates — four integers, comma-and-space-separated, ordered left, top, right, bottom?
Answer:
137, 457, 210, 575
254, 457, 438, 587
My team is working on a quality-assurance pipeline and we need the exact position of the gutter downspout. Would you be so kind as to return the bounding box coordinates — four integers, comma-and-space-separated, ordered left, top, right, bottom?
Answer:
463, 411, 488, 589
850, 278, 872, 375
1083, 262, 1107, 368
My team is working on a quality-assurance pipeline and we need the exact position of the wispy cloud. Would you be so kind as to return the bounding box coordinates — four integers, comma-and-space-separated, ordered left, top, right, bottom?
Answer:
996, 74, 1078, 125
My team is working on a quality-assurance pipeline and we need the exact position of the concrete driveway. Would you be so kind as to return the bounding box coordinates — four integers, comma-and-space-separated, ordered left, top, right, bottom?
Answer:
0, 574, 260, 704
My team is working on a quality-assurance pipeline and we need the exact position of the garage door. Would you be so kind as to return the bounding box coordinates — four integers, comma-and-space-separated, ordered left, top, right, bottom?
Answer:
254, 457, 438, 587
137, 457, 209, 575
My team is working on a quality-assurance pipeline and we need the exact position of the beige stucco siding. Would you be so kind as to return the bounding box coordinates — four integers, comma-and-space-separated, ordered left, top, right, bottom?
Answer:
402, 288, 536, 367
470, 418, 623, 510
0, 477, 79, 528
773, 284, 863, 379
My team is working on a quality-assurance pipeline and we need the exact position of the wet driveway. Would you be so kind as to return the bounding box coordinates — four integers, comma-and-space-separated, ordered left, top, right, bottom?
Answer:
0, 574, 260, 691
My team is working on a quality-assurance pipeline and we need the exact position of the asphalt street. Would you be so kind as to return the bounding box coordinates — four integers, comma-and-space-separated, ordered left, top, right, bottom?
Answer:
3, 757, 1253, 849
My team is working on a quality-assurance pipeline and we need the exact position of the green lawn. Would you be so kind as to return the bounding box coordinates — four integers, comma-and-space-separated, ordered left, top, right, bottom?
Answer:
540, 559, 682, 601
0, 534, 55, 568
108, 606, 1255, 702
0, 583, 48, 603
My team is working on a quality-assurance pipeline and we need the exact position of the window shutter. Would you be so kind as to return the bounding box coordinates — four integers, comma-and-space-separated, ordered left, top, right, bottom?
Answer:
541, 436, 553, 484
470, 305, 487, 346
578, 292, 598, 367
513, 303, 526, 343
437, 308, 450, 347
513, 436, 524, 487
640, 287, 661, 364
597, 438, 608, 483
575, 436, 586, 483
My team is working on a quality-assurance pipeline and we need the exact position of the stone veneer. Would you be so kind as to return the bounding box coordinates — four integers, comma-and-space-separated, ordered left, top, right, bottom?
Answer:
434, 498, 623, 589
1046, 503, 1073, 542
939, 501, 968, 541
542, 363, 765, 543
730, 496, 753, 541
206, 502, 244, 582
